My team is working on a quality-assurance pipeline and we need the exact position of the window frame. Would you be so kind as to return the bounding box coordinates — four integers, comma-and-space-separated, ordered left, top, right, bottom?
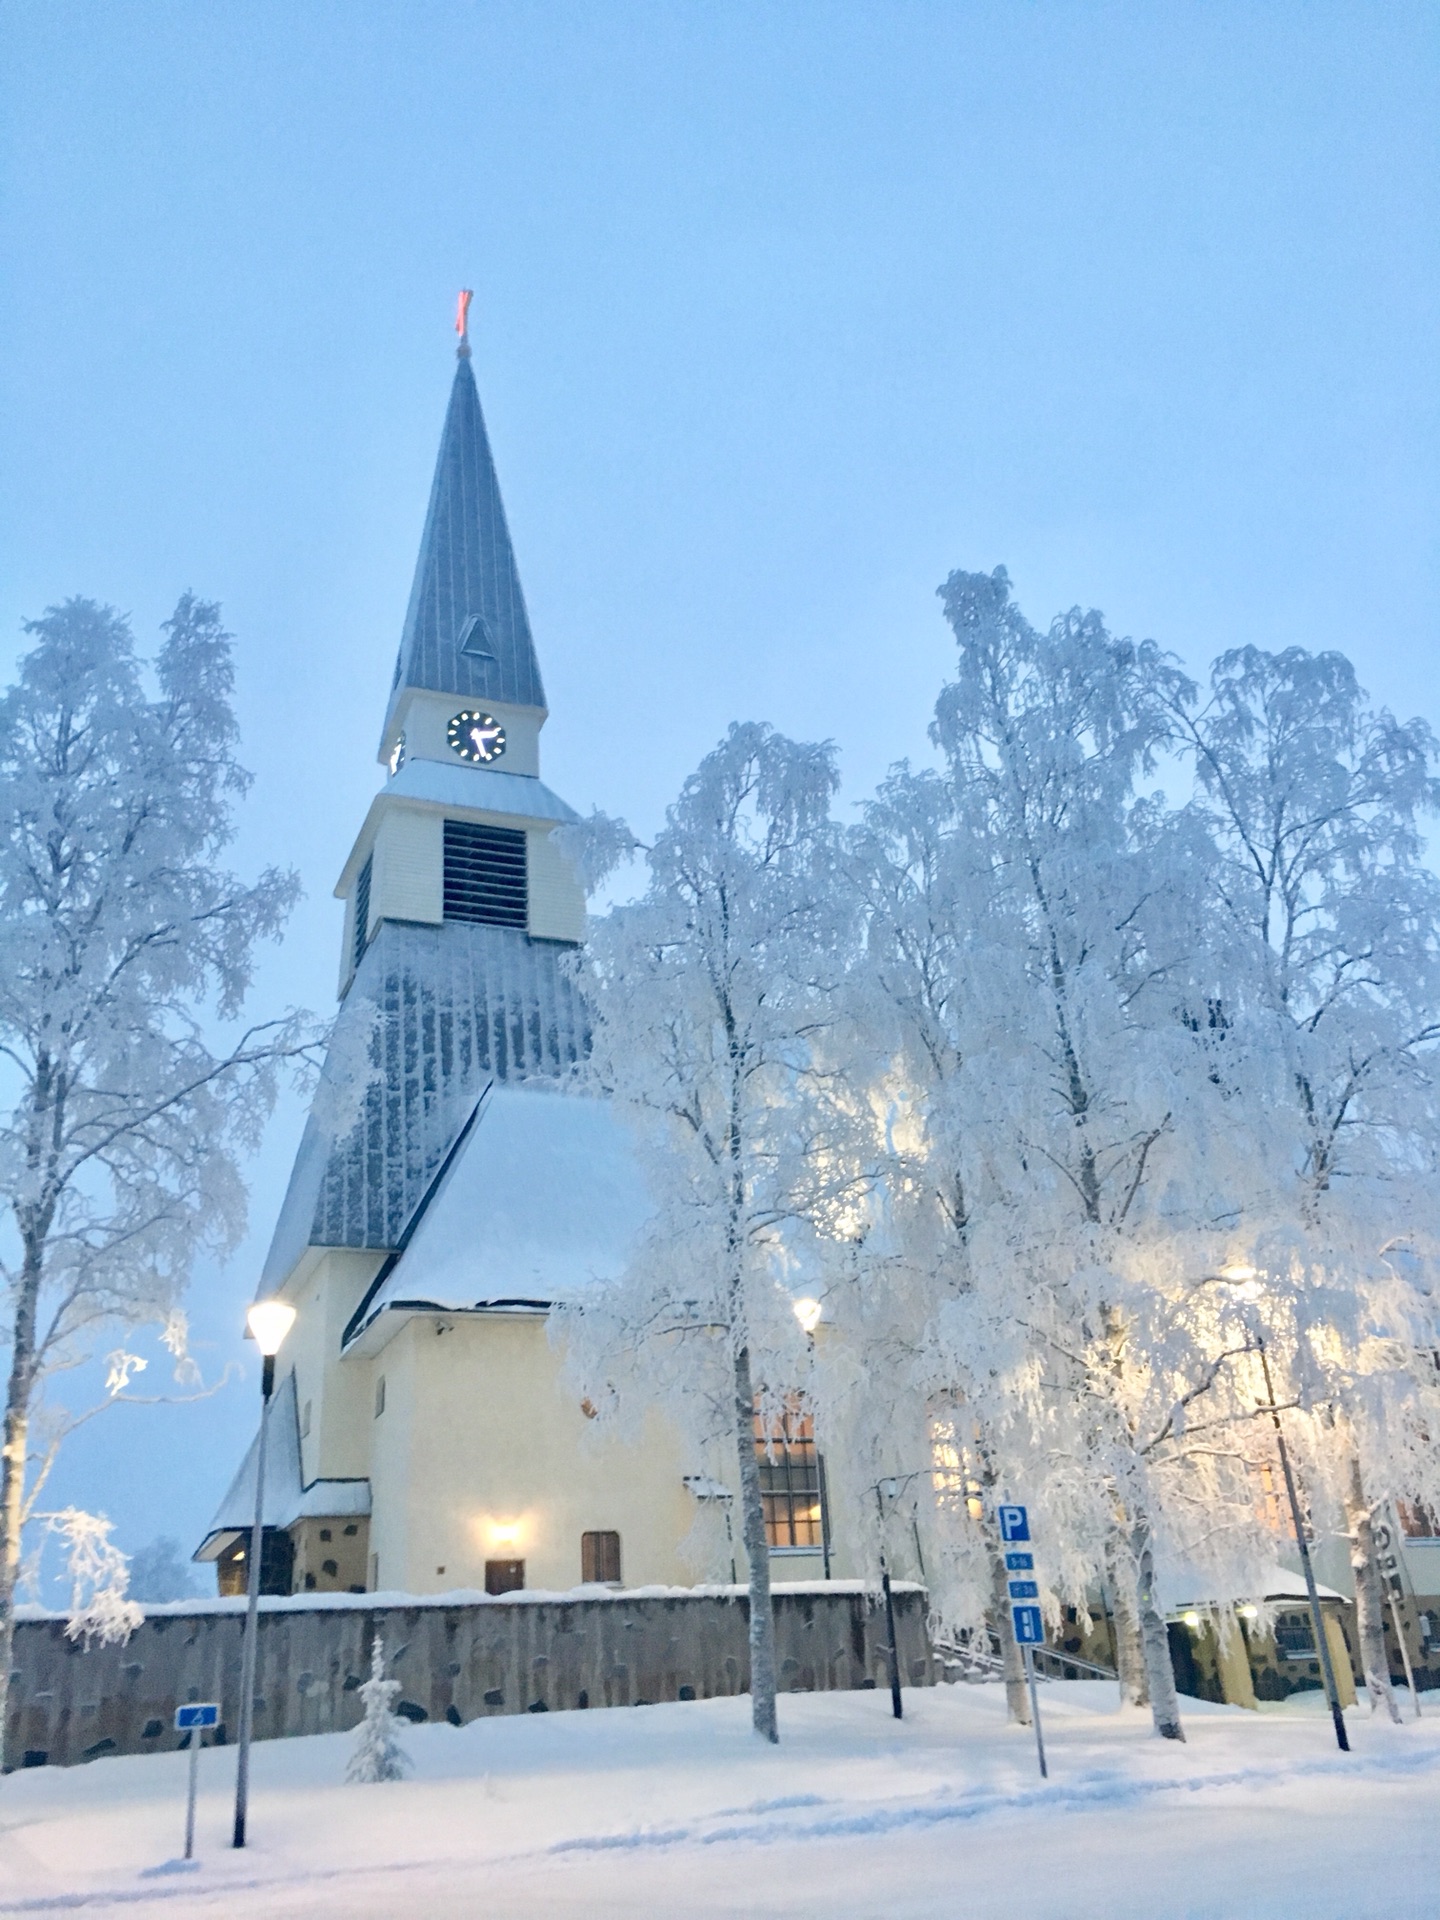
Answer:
754, 1408, 828, 1554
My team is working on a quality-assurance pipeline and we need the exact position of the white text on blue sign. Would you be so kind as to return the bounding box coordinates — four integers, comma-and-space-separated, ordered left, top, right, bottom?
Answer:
998, 1505, 1030, 1543
1011, 1605, 1044, 1644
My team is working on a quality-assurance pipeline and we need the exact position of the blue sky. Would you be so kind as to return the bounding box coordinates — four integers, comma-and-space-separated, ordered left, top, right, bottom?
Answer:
2, 2, 1437, 1574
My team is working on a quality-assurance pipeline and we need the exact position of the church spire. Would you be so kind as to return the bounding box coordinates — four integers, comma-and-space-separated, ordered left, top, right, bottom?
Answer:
384, 298, 546, 736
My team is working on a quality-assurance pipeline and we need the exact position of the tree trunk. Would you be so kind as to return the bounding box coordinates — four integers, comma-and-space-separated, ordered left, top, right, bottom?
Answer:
1344, 1456, 1401, 1723
988, 1538, 1031, 1724
0, 1259, 39, 1775
1132, 1514, 1184, 1740
1105, 1530, 1149, 1708
733, 1344, 779, 1743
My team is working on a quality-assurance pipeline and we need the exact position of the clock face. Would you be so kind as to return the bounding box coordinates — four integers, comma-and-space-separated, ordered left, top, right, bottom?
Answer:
448, 710, 506, 765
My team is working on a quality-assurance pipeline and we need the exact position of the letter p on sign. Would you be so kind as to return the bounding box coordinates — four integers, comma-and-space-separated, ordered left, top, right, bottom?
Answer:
998, 1504, 1030, 1543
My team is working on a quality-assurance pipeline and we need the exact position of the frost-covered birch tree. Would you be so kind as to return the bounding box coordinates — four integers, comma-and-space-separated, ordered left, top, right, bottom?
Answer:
0, 596, 312, 1768
1165, 644, 1440, 1717
838, 765, 1043, 1721
558, 723, 864, 1743
924, 566, 1231, 1740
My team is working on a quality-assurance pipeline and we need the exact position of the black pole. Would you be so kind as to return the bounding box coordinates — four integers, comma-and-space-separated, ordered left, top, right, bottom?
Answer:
1257, 1340, 1349, 1754
233, 1354, 276, 1846
818, 1457, 833, 1581
873, 1484, 903, 1718
882, 1568, 904, 1720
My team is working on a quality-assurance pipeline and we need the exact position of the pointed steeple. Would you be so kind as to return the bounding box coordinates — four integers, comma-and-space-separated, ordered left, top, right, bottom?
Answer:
386, 325, 546, 728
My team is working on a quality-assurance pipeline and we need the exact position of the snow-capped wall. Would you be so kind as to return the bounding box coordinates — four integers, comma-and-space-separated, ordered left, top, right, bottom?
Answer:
6, 1583, 932, 1770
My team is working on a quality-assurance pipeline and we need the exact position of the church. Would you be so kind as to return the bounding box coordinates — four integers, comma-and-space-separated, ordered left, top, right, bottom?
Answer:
195, 315, 850, 1601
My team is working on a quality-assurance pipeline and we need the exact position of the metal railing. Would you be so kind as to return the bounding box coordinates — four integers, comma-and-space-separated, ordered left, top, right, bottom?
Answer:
934, 1631, 1118, 1686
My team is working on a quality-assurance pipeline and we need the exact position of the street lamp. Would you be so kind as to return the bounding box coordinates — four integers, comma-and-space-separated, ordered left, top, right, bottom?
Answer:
232, 1296, 296, 1848
792, 1298, 823, 1335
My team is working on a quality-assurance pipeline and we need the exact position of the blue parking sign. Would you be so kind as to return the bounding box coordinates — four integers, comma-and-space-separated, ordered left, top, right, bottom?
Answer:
998, 1504, 1030, 1543
1011, 1604, 1044, 1644
175, 1703, 219, 1731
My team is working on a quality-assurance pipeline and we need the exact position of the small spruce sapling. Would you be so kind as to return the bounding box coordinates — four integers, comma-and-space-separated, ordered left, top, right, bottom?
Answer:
346, 1631, 411, 1784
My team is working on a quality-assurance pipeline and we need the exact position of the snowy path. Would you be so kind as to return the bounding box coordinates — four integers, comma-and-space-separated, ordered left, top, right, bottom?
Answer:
2, 1681, 1438, 1917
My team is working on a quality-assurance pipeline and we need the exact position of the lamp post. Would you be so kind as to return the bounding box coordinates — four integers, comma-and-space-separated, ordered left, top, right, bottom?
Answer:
1217, 1266, 1349, 1755
1254, 1336, 1350, 1754
791, 1299, 832, 1579
232, 1297, 296, 1849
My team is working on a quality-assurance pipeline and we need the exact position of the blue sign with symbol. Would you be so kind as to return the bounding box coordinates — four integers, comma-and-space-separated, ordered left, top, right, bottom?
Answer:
175, 1703, 219, 1731
1008, 1579, 1039, 1600
1011, 1604, 1044, 1644
1005, 1551, 1033, 1571
998, 1504, 1030, 1543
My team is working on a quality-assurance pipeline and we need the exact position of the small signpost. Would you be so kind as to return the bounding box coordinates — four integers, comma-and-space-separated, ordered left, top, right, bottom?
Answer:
175, 1703, 220, 1860
998, 1504, 1048, 1779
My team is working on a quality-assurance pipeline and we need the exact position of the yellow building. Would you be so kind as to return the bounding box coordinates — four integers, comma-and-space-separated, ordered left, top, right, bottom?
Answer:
196, 327, 844, 1600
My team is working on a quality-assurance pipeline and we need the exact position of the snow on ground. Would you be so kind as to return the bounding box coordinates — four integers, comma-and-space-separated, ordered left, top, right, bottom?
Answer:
2, 1681, 1438, 1918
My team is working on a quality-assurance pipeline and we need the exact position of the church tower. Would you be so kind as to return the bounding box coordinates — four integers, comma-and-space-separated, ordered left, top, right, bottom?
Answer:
275, 304, 589, 1278
197, 308, 831, 1601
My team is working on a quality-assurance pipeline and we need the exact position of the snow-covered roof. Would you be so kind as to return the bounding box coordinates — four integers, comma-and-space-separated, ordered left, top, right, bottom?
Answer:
383, 758, 579, 825
1255, 1564, 1346, 1604
343, 1082, 650, 1349
1172, 1562, 1346, 1609
193, 1372, 370, 1560
261, 920, 589, 1289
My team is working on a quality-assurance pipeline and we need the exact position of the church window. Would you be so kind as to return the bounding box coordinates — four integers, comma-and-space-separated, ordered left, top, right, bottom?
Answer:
754, 1408, 826, 1551
1399, 1501, 1440, 1539
301, 1400, 312, 1438
442, 820, 527, 928
485, 1559, 525, 1596
374, 1375, 386, 1418
353, 854, 373, 969
582, 1531, 621, 1584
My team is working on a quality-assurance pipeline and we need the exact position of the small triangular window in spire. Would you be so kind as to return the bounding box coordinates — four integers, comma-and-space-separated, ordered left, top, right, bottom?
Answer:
458, 614, 497, 661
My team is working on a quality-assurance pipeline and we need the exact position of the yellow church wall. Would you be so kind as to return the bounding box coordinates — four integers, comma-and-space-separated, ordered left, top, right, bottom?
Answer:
526, 828, 586, 944
372, 806, 444, 926
358, 1311, 709, 1595
281, 1248, 386, 1487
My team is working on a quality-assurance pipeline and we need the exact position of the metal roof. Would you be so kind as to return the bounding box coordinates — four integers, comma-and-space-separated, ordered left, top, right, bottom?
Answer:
386, 354, 546, 725
261, 920, 588, 1284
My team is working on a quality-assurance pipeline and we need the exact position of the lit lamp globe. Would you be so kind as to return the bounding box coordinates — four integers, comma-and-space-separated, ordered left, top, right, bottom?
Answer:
793, 1298, 823, 1336
1217, 1262, 1263, 1302
247, 1297, 296, 1398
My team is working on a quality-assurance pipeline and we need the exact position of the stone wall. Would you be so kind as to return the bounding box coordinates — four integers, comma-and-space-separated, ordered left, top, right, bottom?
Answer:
6, 1581, 932, 1770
